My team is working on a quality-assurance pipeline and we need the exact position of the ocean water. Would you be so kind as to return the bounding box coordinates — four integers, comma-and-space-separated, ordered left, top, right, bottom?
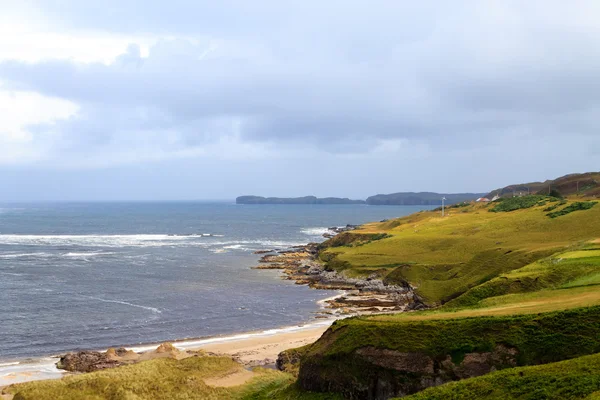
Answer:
0, 202, 430, 361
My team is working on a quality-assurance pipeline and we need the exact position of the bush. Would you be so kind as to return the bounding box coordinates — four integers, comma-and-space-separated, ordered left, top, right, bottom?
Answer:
548, 189, 563, 199
547, 202, 597, 219
490, 196, 548, 212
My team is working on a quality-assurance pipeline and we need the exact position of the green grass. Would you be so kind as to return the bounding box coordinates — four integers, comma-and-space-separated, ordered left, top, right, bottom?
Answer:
490, 195, 552, 212
297, 306, 600, 398
401, 352, 600, 400
309, 306, 600, 362
547, 201, 597, 218
319, 199, 600, 304
6, 356, 339, 400
445, 246, 600, 308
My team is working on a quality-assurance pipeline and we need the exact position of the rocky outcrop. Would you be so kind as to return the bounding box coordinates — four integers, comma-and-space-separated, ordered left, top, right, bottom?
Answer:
297, 306, 600, 399
56, 343, 202, 373
276, 346, 311, 376
57, 351, 123, 373
253, 244, 426, 316
299, 343, 519, 399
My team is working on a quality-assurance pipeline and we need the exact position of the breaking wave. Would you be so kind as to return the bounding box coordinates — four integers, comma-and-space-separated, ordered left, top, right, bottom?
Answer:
300, 227, 333, 236
0, 234, 225, 248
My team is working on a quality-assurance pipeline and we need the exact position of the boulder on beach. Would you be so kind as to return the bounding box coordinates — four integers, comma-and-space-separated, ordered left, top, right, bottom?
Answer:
57, 351, 122, 373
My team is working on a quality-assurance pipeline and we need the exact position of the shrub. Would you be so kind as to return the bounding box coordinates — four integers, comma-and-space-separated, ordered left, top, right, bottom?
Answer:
490, 196, 548, 212
547, 202, 597, 219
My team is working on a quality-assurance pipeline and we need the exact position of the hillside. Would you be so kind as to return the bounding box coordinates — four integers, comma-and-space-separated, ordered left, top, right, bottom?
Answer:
486, 171, 600, 199
403, 352, 600, 400
318, 196, 599, 304
292, 195, 600, 398
236, 196, 366, 205
237, 192, 485, 206
366, 192, 485, 206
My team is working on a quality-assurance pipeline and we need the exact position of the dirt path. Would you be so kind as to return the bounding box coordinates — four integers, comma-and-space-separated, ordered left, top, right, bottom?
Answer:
204, 368, 256, 387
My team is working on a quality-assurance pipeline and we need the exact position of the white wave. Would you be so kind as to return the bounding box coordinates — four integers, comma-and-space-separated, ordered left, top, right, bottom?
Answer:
0, 234, 304, 251
63, 251, 113, 257
0, 362, 19, 367
80, 295, 161, 314
223, 244, 250, 251
0, 358, 65, 386
0, 234, 223, 248
300, 227, 333, 236
0, 272, 26, 276
0, 252, 54, 259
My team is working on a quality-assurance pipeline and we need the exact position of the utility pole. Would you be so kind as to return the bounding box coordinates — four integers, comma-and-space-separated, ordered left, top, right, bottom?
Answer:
442, 197, 446, 217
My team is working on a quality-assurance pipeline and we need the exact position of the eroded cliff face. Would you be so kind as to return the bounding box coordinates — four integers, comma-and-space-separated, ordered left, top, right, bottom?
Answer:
298, 339, 519, 399
295, 307, 600, 399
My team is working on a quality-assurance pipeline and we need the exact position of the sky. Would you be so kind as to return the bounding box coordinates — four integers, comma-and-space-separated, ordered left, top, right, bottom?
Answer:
1, 1, 599, 201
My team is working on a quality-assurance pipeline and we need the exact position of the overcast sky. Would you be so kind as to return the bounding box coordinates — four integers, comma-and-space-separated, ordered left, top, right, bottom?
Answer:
1, 1, 599, 201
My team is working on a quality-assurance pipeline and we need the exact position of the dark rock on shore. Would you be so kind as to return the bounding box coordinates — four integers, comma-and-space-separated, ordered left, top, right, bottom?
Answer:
253, 249, 275, 254
57, 351, 122, 373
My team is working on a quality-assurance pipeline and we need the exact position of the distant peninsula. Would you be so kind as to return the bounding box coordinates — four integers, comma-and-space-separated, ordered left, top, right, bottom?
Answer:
365, 192, 486, 205
236, 196, 366, 205
236, 192, 485, 205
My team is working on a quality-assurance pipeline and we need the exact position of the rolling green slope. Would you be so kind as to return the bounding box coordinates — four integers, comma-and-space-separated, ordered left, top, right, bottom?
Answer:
319, 196, 600, 304
402, 352, 600, 400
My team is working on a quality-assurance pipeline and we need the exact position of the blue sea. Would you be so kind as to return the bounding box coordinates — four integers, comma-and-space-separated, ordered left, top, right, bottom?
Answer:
0, 202, 429, 361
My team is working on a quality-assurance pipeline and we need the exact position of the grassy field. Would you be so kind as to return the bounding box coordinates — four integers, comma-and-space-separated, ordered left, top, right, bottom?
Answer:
5, 356, 340, 400
319, 197, 600, 304
444, 244, 600, 309
402, 352, 600, 400
296, 196, 600, 398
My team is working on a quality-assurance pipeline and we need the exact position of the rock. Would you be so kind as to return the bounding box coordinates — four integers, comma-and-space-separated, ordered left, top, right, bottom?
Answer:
253, 250, 274, 254
57, 351, 122, 373
155, 342, 179, 354
277, 347, 306, 376
299, 344, 519, 399
356, 348, 435, 374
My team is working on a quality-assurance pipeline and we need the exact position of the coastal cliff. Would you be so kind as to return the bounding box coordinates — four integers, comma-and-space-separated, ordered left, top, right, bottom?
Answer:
365, 192, 485, 205
297, 307, 600, 399
236, 192, 486, 206
236, 196, 366, 205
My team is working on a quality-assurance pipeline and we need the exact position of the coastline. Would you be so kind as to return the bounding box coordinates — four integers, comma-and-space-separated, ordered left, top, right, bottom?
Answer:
1, 226, 415, 389
0, 318, 335, 389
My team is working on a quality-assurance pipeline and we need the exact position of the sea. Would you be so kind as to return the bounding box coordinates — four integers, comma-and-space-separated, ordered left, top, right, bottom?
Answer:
0, 202, 429, 371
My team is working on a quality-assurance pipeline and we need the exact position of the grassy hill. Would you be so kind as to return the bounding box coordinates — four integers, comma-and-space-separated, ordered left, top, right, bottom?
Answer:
402, 352, 600, 400
4, 355, 339, 400
486, 172, 600, 199
365, 192, 485, 206
319, 196, 599, 305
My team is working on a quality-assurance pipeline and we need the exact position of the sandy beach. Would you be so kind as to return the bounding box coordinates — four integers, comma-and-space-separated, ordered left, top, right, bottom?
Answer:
196, 324, 328, 364
0, 320, 332, 392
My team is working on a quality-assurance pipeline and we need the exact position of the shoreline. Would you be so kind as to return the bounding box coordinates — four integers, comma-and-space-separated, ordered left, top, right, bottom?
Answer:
1, 226, 414, 388
0, 318, 336, 388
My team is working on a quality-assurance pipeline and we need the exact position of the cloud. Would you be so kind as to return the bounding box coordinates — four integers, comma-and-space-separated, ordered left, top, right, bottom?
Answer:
1, 1, 600, 199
